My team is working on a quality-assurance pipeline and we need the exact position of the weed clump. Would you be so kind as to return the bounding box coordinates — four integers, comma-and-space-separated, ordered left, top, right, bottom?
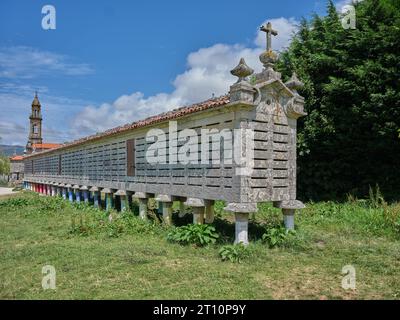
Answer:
219, 244, 250, 263
167, 224, 219, 247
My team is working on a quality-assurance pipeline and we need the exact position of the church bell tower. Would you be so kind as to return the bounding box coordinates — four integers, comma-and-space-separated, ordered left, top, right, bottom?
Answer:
26, 92, 43, 154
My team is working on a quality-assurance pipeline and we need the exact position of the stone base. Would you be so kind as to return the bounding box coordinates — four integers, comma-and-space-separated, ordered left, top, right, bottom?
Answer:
224, 203, 256, 245
274, 200, 305, 231
192, 207, 204, 224
234, 213, 249, 245
139, 198, 148, 220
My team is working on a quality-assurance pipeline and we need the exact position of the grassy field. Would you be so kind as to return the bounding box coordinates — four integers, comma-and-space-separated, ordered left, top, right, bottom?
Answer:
0, 191, 399, 300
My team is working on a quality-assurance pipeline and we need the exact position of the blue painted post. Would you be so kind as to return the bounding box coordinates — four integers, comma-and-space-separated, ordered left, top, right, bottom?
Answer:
115, 190, 128, 212
106, 194, 113, 211
75, 190, 81, 203
68, 187, 74, 203
83, 190, 89, 203
93, 191, 100, 208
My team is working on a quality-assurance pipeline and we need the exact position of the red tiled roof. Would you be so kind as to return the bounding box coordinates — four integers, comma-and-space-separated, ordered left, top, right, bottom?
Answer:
32, 143, 62, 149
10, 155, 24, 161
24, 95, 230, 158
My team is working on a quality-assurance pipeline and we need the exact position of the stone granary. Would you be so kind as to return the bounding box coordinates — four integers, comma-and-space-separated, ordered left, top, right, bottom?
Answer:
23, 22, 307, 244
9, 155, 24, 181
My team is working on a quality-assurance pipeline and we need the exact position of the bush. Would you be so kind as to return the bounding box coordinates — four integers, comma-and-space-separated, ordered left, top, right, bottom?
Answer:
0, 197, 31, 208
219, 244, 250, 263
167, 224, 219, 247
262, 226, 295, 248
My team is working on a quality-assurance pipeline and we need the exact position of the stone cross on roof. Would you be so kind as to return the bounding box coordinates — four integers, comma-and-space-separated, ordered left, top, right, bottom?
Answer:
260, 22, 278, 51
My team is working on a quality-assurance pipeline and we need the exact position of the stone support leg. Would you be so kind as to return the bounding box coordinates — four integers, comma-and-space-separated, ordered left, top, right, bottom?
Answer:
162, 202, 173, 225
273, 200, 305, 231
184, 198, 205, 225
139, 198, 148, 220
68, 189, 74, 202
205, 200, 215, 224
93, 191, 100, 208
75, 191, 81, 203
224, 203, 257, 245
192, 207, 205, 224
234, 213, 249, 245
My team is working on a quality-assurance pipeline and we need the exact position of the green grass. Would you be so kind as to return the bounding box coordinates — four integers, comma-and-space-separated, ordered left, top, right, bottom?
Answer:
0, 191, 399, 300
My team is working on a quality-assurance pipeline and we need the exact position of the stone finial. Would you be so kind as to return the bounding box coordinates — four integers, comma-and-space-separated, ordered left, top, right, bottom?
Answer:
259, 50, 278, 69
285, 72, 304, 95
230, 58, 254, 83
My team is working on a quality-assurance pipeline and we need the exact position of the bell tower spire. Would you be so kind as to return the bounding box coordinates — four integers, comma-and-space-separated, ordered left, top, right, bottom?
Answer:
25, 92, 43, 154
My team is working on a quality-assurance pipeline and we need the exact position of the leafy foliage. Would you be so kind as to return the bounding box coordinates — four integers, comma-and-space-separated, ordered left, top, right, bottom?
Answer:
0, 153, 10, 175
262, 226, 296, 248
167, 224, 219, 246
68, 208, 161, 238
277, 0, 400, 201
0, 197, 31, 208
219, 244, 250, 263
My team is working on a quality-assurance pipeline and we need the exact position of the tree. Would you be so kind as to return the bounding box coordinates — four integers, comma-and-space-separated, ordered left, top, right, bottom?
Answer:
0, 155, 10, 176
277, 0, 400, 200
0, 136, 10, 176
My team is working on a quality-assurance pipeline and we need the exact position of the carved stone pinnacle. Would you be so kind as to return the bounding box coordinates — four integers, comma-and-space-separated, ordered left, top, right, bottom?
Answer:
230, 58, 254, 83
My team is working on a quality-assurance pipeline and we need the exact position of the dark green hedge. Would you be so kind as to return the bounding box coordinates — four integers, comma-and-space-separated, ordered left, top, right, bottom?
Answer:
277, 0, 400, 201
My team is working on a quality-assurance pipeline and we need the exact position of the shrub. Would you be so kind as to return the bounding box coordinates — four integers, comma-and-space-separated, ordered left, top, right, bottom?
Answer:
0, 197, 31, 208
167, 224, 219, 246
262, 226, 295, 248
219, 244, 250, 263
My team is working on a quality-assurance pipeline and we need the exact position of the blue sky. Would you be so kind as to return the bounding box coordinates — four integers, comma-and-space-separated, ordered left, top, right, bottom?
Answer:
0, 0, 346, 146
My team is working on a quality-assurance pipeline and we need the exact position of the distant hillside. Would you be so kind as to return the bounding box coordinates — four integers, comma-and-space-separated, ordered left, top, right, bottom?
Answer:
0, 145, 24, 156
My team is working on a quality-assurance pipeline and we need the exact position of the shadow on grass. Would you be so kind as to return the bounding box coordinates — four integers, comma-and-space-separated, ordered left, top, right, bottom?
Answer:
212, 217, 267, 243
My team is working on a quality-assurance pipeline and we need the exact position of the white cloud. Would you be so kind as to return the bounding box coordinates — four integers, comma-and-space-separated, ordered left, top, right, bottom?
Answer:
0, 18, 298, 145
335, 0, 363, 11
0, 83, 91, 145
71, 17, 298, 137
0, 46, 94, 79
254, 17, 298, 52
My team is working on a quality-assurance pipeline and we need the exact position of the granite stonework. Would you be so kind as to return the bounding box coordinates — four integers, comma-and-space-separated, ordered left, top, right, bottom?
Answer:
23, 22, 306, 243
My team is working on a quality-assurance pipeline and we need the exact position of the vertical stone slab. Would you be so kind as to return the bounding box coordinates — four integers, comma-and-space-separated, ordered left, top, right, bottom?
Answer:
162, 202, 173, 225
273, 200, 305, 231
205, 200, 215, 224
90, 186, 100, 209
61, 185, 67, 200
184, 198, 205, 225
102, 188, 114, 211
155, 195, 173, 225
192, 207, 205, 224
283, 209, 295, 230
115, 190, 128, 212
224, 203, 257, 245
73, 185, 81, 203
234, 213, 249, 245
139, 198, 148, 220
133, 192, 150, 220
81, 186, 89, 203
